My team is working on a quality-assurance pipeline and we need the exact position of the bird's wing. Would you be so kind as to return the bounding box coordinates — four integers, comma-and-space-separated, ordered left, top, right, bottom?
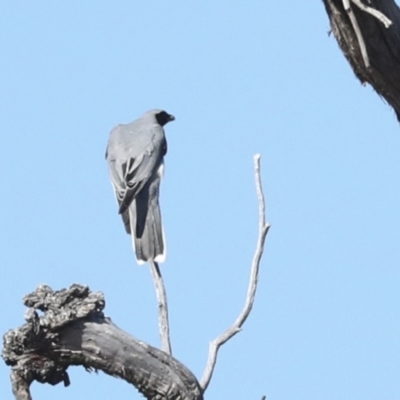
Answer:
107, 124, 165, 215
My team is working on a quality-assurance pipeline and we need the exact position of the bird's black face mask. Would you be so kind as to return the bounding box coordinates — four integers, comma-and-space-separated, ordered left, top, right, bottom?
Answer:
155, 111, 175, 126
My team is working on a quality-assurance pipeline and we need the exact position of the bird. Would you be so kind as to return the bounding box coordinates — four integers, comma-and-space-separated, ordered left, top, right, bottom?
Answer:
106, 109, 175, 264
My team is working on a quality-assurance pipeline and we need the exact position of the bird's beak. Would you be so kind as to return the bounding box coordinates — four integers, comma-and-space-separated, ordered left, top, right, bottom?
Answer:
169, 115, 175, 121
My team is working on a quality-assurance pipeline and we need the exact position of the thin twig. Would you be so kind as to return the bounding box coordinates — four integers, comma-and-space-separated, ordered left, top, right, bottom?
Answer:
343, 0, 370, 68
149, 261, 172, 355
351, 0, 392, 28
343, 0, 393, 69
200, 154, 270, 391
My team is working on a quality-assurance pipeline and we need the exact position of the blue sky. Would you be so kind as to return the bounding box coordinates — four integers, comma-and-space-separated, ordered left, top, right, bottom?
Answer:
1, 2, 400, 399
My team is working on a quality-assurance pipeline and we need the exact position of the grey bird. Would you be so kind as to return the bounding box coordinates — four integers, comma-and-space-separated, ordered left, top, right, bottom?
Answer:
106, 109, 175, 264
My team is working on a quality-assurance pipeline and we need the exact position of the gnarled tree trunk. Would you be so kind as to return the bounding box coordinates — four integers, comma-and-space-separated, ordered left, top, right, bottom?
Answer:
2, 284, 203, 400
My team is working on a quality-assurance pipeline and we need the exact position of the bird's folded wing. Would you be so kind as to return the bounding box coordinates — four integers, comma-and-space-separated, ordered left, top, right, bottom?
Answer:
109, 149, 162, 215
119, 151, 160, 214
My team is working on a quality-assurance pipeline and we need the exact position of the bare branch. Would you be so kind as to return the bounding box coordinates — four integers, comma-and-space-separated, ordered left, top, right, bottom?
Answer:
342, 0, 393, 69
351, 0, 393, 27
2, 284, 202, 400
200, 154, 271, 391
343, 0, 371, 68
149, 261, 172, 354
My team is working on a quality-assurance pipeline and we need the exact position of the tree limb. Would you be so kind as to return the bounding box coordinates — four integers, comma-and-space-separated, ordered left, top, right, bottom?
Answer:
200, 154, 271, 391
351, 0, 392, 28
2, 284, 202, 400
149, 261, 172, 355
322, 0, 400, 121
343, 0, 371, 67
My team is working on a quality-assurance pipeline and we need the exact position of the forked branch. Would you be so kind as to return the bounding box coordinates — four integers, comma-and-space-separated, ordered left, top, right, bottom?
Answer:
342, 0, 392, 68
2, 155, 269, 399
200, 154, 270, 391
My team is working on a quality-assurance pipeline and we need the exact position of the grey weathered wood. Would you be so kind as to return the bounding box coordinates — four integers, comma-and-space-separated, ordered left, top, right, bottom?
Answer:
322, 0, 400, 120
2, 284, 203, 400
200, 155, 270, 391
149, 260, 172, 355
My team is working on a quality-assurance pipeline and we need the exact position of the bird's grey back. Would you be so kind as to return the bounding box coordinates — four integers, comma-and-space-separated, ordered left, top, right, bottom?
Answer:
106, 113, 165, 162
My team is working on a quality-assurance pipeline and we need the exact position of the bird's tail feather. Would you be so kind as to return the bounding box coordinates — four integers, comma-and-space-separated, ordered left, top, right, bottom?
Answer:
129, 184, 166, 264
121, 209, 131, 234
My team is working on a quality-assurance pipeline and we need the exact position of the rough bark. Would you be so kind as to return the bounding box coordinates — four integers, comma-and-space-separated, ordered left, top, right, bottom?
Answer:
2, 284, 203, 400
322, 0, 400, 121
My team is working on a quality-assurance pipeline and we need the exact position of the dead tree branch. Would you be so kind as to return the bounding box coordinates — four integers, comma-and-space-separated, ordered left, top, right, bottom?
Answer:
149, 260, 172, 355
350, 0, 392, 27
342, 0, 392, 68
200, 154, 271, 391
322, 0, 400, 121
2, 284, 202, 400
3, 155, 270, 398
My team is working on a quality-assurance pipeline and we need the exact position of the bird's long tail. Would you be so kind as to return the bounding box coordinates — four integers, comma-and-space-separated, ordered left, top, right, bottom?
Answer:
128, 178, 166, 264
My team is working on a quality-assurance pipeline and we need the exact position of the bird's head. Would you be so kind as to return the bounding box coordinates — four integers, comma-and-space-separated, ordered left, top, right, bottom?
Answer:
153, 110, 175, 127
